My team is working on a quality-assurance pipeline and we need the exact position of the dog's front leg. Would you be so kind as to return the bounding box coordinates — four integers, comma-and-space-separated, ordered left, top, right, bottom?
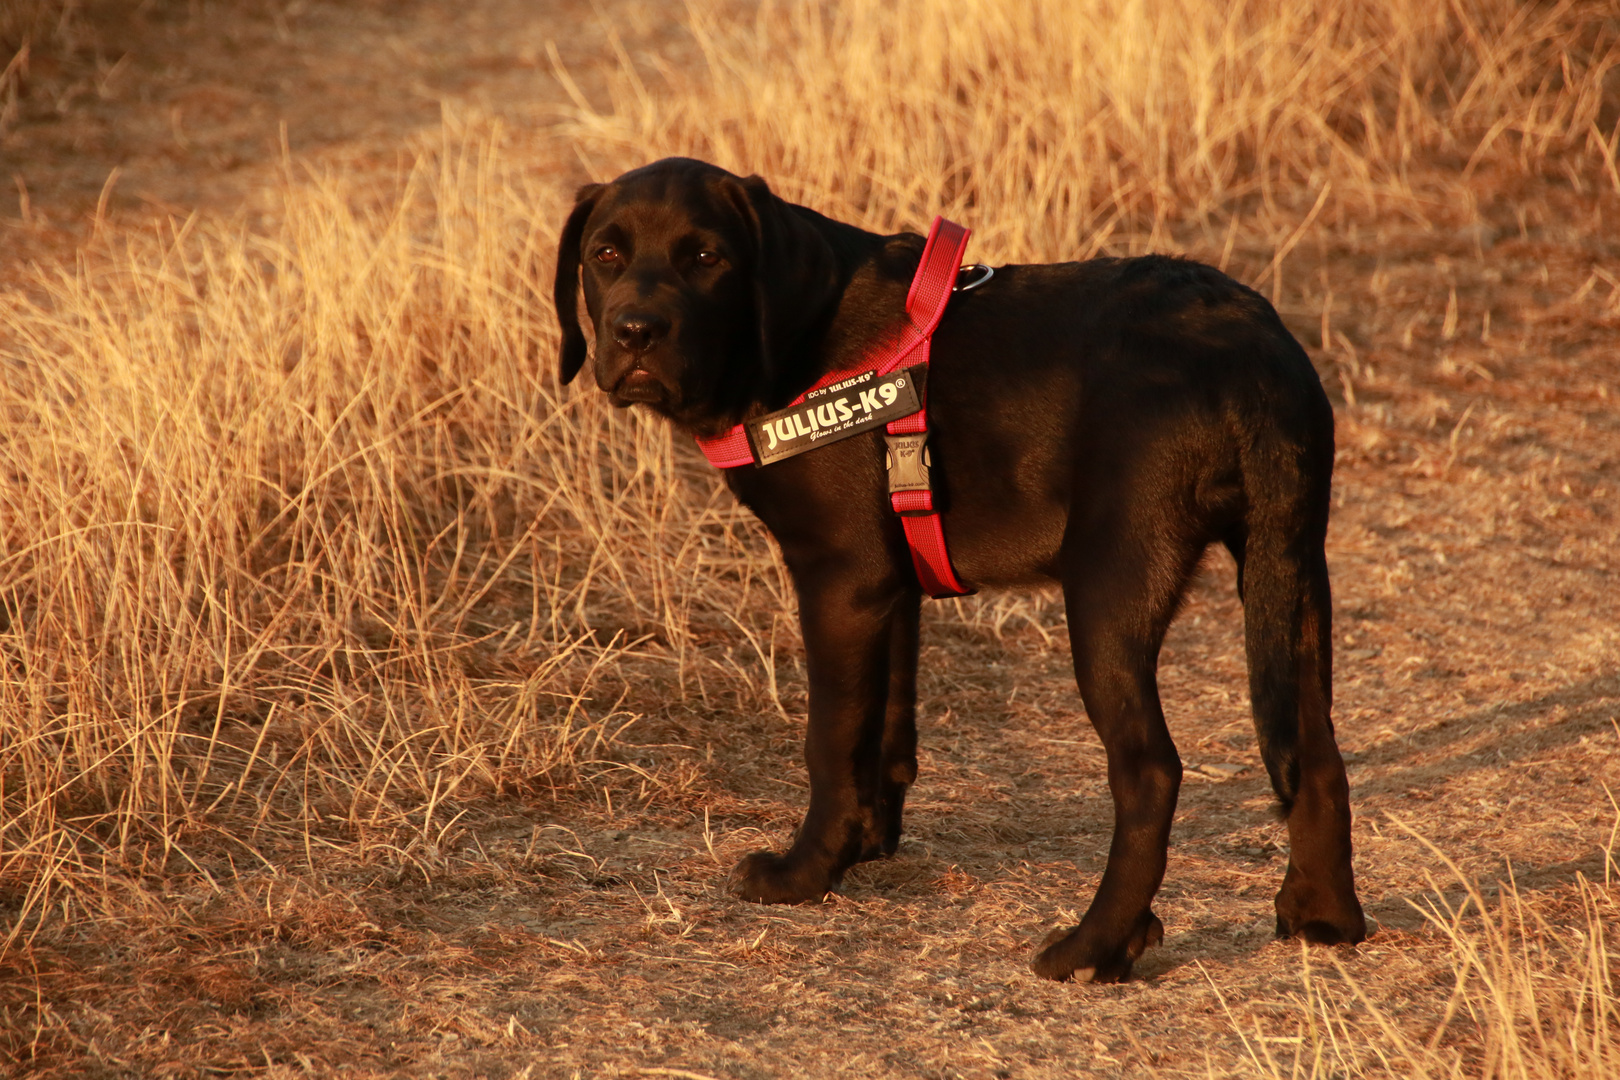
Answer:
728, 574, 903, 904
864, 592, 921, 861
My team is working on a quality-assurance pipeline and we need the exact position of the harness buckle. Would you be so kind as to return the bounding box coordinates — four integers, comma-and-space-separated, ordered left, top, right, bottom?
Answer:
885, 432, 933, 509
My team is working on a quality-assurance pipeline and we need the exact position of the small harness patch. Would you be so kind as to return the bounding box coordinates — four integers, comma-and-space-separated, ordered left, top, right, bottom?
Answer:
747, 366, 925, 466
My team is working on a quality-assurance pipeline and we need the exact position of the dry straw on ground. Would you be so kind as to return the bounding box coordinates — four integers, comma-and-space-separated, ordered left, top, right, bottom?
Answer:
1, 0, 1618, 1076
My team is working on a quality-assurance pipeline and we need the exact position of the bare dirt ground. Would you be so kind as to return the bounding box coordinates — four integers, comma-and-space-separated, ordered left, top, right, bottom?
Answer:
2, 0, 690, 254
3, 2, 1618, 1078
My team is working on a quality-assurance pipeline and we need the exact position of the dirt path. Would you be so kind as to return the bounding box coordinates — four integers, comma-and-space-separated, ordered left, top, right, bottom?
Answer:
2, 0, 686, 257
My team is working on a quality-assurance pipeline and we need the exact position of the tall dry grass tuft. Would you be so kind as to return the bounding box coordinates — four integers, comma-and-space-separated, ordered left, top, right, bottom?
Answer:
0, 0, 69, 132
564, 0, 1620, 262
0, 132, 796, 943
0, 0, 65, 54
1223, 828, 1620, 1079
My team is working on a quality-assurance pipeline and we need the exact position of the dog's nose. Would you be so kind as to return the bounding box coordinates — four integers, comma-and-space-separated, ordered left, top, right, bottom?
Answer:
610, 311, 671, 354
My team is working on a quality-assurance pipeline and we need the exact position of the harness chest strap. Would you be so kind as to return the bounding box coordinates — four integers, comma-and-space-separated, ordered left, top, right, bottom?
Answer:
694, 217, 975, 599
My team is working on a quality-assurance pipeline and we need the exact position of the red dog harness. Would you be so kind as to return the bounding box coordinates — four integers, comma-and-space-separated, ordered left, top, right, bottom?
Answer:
694, 217, 977, 599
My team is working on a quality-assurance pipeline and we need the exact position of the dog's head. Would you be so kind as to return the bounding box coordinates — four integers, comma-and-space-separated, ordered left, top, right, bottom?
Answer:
553, 158, 843, 430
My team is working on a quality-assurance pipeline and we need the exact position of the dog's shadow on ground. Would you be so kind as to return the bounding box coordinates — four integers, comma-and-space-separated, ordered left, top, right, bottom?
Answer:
1352, 671, 1620, 793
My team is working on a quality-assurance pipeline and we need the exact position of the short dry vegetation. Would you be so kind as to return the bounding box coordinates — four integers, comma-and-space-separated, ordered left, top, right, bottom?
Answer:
1, 0, 1618, 1076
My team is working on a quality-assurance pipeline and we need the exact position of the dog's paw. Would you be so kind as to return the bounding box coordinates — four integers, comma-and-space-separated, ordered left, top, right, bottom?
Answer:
856, 809, 902, 863
1030, 910, 1164, 983
726, 850, 834, 904
855, 780, 909, 862
1275, 880, 1367, 945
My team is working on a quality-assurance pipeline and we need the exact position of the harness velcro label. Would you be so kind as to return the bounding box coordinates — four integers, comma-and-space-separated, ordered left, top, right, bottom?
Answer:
746, 366, 925, 466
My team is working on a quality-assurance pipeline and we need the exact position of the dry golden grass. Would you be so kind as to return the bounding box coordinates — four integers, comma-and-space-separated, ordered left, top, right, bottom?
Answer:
0, 0, 64, 52
0, 0, 1617, 1075
0, 0, 62, 134
565, 0, 1620, 261
0, 138, 797, 930
1218, 828, 1619, 1080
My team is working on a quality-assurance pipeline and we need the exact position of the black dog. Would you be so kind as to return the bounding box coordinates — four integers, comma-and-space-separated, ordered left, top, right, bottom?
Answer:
553, 157, 1367, 982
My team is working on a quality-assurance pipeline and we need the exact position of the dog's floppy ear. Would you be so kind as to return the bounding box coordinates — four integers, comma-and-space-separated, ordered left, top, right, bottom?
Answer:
719, 174, 841, 396
553, 183, 604, 385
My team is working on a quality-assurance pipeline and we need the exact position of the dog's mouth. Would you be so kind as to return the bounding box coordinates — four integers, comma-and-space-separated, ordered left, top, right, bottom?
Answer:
609, 367, 670, 407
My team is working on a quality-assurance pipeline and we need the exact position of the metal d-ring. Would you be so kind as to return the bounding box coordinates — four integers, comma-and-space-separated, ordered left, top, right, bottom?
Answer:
953, 263, 994, 292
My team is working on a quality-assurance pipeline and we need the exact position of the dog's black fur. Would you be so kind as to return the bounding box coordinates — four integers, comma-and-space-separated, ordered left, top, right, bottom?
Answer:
554, 157, 1367, 982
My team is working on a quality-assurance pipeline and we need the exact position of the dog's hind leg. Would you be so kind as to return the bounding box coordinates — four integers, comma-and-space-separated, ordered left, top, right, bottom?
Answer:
862, 591, 922, 861
1222, 524, 1246, 601
1242, 470, 1367, 945
1032, 513, 1198, 983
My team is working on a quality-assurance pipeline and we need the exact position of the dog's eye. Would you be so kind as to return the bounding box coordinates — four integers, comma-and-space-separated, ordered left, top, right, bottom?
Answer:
593, 246, 620, 264
695, 250, 721, 267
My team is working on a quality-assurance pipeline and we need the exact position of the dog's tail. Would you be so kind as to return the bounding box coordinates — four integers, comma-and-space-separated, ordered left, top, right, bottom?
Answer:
1227, 365, 1337, 817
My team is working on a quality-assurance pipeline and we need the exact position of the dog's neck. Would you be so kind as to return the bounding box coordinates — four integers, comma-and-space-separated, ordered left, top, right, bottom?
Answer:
758, 230, 925, 412
817, 233, 926, 370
